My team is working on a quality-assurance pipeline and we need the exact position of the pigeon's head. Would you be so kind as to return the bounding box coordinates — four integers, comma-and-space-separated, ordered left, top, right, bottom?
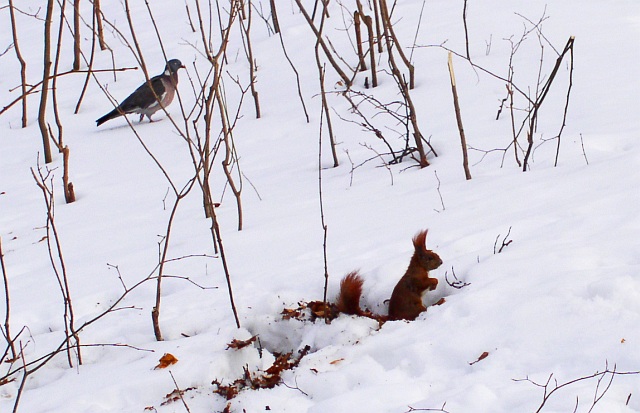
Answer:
165, 59, 185, 75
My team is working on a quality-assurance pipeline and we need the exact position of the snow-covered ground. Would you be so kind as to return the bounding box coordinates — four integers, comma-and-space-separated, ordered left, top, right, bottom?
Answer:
1, 0, 639, 412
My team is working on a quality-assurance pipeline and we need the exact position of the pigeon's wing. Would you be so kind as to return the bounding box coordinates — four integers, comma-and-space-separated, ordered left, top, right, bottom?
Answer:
117, 76, 167, 114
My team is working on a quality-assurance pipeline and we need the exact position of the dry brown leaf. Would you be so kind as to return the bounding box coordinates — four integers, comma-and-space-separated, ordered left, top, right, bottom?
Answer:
329, 358, 344, 365
227, 335, 258, 350
155, 353, 178, 369
307, 301, 328, 317
160, 387, 196, 406
469, 351, 490, 365
281, 306, 304, 320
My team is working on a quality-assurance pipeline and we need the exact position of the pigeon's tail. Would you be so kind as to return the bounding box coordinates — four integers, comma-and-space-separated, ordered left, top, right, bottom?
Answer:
96, 108, 123, 126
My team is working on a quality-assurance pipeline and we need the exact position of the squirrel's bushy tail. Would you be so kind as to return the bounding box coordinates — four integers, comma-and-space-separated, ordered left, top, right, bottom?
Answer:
336, 271, 364, 315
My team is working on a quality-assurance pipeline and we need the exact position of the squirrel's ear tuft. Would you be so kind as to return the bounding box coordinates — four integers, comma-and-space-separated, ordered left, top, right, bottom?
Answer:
413, 229, 428, 250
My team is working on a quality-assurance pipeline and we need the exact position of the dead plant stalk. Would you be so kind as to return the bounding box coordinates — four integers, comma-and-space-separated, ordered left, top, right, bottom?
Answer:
447, 52, 472, 180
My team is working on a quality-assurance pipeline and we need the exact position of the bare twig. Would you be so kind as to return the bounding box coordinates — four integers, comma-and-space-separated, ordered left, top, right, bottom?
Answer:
445, 267, 470, 289
0, 67, 136, 118
215, 80, 244, 230
362, 14, 377, 87
11, 342, 28, 413
447, 52, 471, 180
8, 0, 28, 128
72, 0, 81, 70
208, 205, 241, 328
405, 403, 451, 413
522, 36, 575, 171
314, 4, 339, 167
293, 0, 352, 88
579, 133, 589, 165
379, 0, 415, 89
515, 362, 640, 413
553, 36, 575, 167
0, 238, 16, 360
434, 170, 445, 212
169, 371, 192, 413
74, 0, 100, 114
360, 143, 394, 185
354, 9, 366, 72
463, 0, 470, 60
379, 0, 430, 167
149, 169, 199, 340
269, 0, 280, 33
50, 0, 68, 150
493, 226, 513, 254
93, 0, 107, 49
275, 11, 309, 122
317, 79, 331, 320
239, 1, 261, 118
38, 0, 55, 163
31, 162, 81, 366
409, 1, 427, 63
418, 44, 532, 104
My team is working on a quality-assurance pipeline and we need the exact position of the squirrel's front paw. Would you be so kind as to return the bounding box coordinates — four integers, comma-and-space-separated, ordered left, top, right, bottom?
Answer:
427, 278, 438, 290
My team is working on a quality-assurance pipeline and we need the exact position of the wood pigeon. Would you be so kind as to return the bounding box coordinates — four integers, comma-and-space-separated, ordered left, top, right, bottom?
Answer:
96, 59, 185, 126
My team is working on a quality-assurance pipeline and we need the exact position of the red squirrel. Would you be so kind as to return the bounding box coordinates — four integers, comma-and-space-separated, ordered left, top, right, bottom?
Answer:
336, 230, 443, 321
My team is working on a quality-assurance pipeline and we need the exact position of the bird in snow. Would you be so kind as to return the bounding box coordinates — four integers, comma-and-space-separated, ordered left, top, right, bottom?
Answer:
96, 59, 185, 126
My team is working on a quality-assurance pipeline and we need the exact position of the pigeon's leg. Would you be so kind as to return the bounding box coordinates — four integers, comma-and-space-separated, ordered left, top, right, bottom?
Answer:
138, 113, 144, 122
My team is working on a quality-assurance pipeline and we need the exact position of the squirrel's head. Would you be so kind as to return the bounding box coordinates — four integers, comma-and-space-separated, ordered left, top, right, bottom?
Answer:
413, 230, 443, 271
